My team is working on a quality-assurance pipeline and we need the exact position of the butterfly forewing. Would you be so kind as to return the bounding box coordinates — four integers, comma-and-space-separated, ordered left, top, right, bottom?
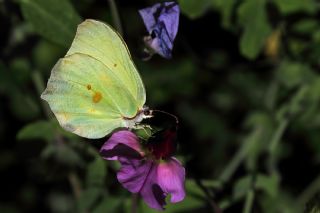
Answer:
66, 19, 146, 108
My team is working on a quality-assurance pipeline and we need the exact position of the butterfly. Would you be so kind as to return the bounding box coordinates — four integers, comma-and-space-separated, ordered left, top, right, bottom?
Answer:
41, 19, 151, 139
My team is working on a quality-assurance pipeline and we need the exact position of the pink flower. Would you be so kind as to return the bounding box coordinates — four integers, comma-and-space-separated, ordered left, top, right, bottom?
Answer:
100, 130, 185, 210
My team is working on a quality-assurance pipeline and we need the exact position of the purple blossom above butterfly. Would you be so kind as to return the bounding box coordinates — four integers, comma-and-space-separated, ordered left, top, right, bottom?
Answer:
139, 2, 180, 59
100, 130, 185, 210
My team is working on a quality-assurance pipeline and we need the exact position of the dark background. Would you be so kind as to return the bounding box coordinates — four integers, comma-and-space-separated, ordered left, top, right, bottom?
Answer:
1, 0, 320, 212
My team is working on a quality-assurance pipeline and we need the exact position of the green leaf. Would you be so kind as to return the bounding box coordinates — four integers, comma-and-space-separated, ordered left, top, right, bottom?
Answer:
245, 111, 273, 130
276, 61, 314, 89
20, 0, 82, 47
177, 0, 212, 19
77, 187, 103, 212
212, 0, 237, 28
0, 62, 14, 95
56, 145, 84, 166
185, 179, 206, 198
41, 143, 84, 167
233, 174, 279, 200
9, 58, 31, 84
92, 196, 122, 213
272, 0, 318, 15
48, 192, 74, 213
9, 90, 41, 121
32, 40, 65, 71
238, 0, 272, 59
256, 174, 279, 198
233, 176, 251, 200
86, 156, 107, 187
292, 19, 319, 35
17, 120, 56, 141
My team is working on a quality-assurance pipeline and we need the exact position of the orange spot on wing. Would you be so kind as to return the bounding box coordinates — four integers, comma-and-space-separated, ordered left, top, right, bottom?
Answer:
87, 84, 92, 90
93, 92, 102, 103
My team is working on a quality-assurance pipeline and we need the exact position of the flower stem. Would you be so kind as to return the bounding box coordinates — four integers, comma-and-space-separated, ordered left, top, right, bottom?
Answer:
107, 0, 123, 35
243, 189, 255, 213
131, 194, 138, 213
268, 119, 288, 154
68, 171, 83, 199
31, 70, 53, 119
267, 118, 289, 174
297, 174, 320, 207
218, 145, 246, 184
218, 130, 259, 184
195, 179, 222, 213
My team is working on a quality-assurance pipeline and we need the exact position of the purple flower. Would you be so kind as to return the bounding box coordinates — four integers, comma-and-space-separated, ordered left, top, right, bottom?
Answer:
100, 130, 185, 210
139, 2, 180, 59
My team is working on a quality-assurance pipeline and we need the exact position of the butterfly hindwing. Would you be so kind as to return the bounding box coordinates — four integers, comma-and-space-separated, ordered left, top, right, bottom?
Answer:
41, 53, 138, 139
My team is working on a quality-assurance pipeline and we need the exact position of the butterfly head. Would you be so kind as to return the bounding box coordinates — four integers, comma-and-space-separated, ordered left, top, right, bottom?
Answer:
123, 106, 153, 129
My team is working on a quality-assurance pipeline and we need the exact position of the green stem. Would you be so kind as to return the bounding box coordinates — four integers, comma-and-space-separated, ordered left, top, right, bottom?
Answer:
218, 146, 246, 183
195, 179, 222, 213
131, 194, 138, 213
267, 118, 289, 174
268, 119, 289, 154
218, 129, 260, 184
31, 70, 53, 119
297, 174, 320, 206
243, 189, 255, 213
107, 0, 123, 35
68, 171, 83, 200
265, 80, 279, 111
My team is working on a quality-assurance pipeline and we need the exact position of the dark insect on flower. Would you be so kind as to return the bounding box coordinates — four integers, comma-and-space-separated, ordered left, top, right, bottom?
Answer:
139, 2, 180, 59
147, 126, 178, 160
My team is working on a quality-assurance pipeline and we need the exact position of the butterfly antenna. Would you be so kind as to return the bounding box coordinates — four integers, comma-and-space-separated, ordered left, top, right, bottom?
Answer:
151, 109, 179, 125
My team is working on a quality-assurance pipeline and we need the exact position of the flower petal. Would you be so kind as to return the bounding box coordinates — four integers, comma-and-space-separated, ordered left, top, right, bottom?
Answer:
139, 2, 180, 59
117, 158, 166, 210
158, 2, 180, 41
139, 2, 179, 40
147, 23, 172, 58
157, 157, 185, 203
139, 3, 160, 33
100, 130, 143, 160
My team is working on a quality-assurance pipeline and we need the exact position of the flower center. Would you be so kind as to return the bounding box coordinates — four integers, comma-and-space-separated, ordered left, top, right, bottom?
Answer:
147, 127, 177, 160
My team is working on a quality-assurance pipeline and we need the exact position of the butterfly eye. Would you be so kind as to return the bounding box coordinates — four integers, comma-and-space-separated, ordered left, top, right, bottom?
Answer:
144, 110, 151, 116
143, 106, 151, 116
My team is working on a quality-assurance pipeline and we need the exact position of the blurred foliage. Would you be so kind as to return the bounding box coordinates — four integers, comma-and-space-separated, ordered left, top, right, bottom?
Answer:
1, 0, 320, 212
